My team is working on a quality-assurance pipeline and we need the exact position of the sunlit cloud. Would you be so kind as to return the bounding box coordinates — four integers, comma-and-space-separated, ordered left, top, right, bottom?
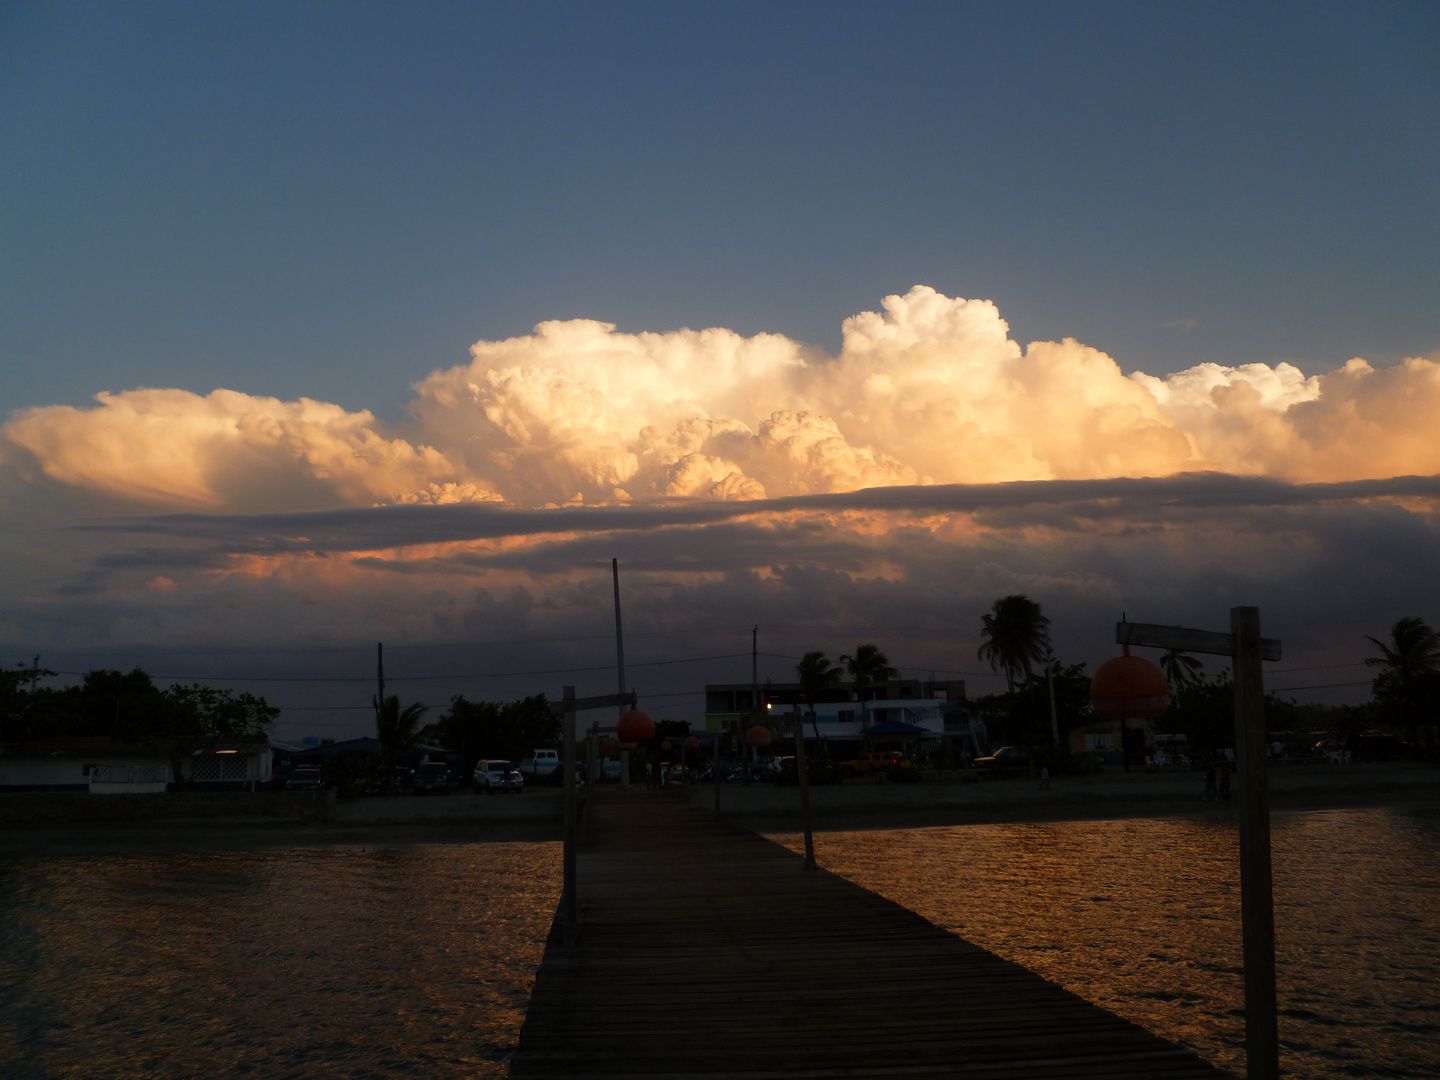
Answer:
6, 288, 1440, 514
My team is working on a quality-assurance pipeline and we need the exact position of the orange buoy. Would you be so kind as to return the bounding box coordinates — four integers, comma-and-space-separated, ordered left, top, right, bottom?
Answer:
661, 739, 672, 751
617, 708, 655, 743
684, 735, 700, 750
1090, 648, 1170, 719
745, 725, 772, 748
602, 738, 617, 755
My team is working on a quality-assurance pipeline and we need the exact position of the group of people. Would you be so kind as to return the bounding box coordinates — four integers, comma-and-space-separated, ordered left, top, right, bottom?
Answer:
644, 761, 669, 789
1202, 760, 1233, 801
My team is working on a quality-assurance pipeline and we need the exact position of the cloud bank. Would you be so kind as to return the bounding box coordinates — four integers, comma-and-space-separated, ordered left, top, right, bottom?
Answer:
7, 287, 1440, 512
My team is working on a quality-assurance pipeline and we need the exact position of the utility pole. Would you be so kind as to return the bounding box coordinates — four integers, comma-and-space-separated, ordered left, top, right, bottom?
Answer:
374, 642, 385, 715
562, 686, 577, 944
1046, 652, 1059, 745
751, 626, 759, 769
613, 559, 629, 787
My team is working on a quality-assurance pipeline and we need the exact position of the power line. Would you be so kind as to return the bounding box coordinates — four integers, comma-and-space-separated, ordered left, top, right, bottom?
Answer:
48, 652, 752, 684
4, 624, 761, 659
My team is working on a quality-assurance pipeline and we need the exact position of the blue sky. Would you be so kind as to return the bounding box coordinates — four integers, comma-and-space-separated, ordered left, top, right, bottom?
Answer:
4, 1, 1437, 417
3, 2, 1440, 732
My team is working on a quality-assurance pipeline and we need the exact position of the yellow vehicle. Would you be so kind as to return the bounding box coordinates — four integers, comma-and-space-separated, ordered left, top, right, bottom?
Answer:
842, 750, 912, 777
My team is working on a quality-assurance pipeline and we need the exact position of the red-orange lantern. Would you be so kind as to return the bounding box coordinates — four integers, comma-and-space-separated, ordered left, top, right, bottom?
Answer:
661, 739, 672, 751
1090, 648, 1170, 719
602, 738, 617, 755
684, 735, 700, 750
746, 725, 773, 748
617, 708, 655, 743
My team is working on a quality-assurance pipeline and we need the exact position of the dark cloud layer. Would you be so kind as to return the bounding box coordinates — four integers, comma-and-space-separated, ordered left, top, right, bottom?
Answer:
73, 472, 1440, 553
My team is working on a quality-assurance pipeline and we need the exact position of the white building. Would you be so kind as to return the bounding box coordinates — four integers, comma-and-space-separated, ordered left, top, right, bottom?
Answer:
704, 679, 989, 756
0, 738, 272, 794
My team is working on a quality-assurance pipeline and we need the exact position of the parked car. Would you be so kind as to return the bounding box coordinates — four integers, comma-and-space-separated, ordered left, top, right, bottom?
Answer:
284, 767, 325, 791
972, 746, 1031, 772
842, 750, 911, 777
1354, 733, 1417, 761
363, 765, 415, 795
518, 749, 560, 780
413, 760, 452, 795
475, 759, 524, 793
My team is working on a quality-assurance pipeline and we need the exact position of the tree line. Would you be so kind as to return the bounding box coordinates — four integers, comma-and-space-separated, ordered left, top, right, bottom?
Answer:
786, 599, 1440, 763
0, 664, 278, 744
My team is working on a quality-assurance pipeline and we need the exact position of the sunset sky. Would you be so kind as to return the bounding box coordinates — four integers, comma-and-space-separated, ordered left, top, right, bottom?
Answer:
3, 2, 1438, 737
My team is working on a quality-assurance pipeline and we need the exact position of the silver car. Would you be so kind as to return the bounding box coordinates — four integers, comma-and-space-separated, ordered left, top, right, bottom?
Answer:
473, 759, 523, 794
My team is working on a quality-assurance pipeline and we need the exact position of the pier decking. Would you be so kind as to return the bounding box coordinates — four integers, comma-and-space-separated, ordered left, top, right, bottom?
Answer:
511, 790, 1233, 1078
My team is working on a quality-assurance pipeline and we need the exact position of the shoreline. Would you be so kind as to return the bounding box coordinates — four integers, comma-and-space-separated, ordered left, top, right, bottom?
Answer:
2, 763, 1434, 854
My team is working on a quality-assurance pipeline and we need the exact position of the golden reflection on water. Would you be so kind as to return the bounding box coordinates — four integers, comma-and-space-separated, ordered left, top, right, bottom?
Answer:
0, 842, 561, 1079
773, 807, 1440, 1079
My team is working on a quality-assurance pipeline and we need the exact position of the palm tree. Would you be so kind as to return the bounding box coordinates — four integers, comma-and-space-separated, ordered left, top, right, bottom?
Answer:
376, 694, 428, 790
977, 595, 1051, 694
795, 651, 841, 745
1160, 649, 1203, 691
1365, 617, 1440, 751
838, 643, 898, 704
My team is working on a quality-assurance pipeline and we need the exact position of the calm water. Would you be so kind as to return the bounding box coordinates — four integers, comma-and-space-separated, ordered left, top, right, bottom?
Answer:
2, 811, 1436, 1079
0, 842, 561, 1079
774, 807, 1440, 1079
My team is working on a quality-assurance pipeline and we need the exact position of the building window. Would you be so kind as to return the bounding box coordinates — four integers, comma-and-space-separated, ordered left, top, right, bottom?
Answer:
1085, 733, 1114, 751
837, 710, 856, 723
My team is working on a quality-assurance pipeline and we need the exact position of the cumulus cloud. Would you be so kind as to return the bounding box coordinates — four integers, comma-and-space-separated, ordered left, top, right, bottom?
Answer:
3, 388, 469, 510
5, 288, 1440, 513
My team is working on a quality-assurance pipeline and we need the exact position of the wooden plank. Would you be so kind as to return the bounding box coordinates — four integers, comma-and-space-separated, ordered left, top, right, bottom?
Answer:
550, 691, 637, 715
1116, 620, 1282, 661
510, 791, 1234, 1079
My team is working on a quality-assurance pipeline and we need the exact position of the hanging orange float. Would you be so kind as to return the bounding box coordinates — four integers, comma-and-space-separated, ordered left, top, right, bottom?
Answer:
616, 708, 655, 743
1090, 646, 1170, 719
745, 725, 773, 748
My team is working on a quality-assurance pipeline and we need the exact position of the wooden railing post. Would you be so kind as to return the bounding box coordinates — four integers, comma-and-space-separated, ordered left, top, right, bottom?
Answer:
793, 704, 816, 871
1232, 607, 1278, 1080
562, 685, 578, 945
713, 724, 722, 815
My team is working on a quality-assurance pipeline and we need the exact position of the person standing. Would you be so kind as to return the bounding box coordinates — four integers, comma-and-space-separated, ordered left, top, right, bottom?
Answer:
1038, 765, 1050, 791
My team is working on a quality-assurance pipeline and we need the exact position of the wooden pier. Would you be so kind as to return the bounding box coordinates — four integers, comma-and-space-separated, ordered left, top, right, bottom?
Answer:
511, 790, 1234, 1079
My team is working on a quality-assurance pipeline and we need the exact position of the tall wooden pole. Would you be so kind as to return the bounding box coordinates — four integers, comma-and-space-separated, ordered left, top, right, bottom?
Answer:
613, 559, 629, 788
1046, 654, 1059, 745
1232, 607, 1278, 1080
751, 626, 758, 771
793, 704, 815, 871
584, 723, 597, 840
562, 685, 578, 945
713, 726, 722, 815
375, 642, 385, 710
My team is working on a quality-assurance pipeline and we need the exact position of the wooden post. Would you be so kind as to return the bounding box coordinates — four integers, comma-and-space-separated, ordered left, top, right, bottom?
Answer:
713, 725, 722, 816
584, 723, 598, 840
793, 704, 815, 871
562, 686, 578, 945
1233, 607, 1278, 1080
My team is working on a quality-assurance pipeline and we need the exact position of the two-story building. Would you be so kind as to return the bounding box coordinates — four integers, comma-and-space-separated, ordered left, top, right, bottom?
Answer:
703, 678, 988, 758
